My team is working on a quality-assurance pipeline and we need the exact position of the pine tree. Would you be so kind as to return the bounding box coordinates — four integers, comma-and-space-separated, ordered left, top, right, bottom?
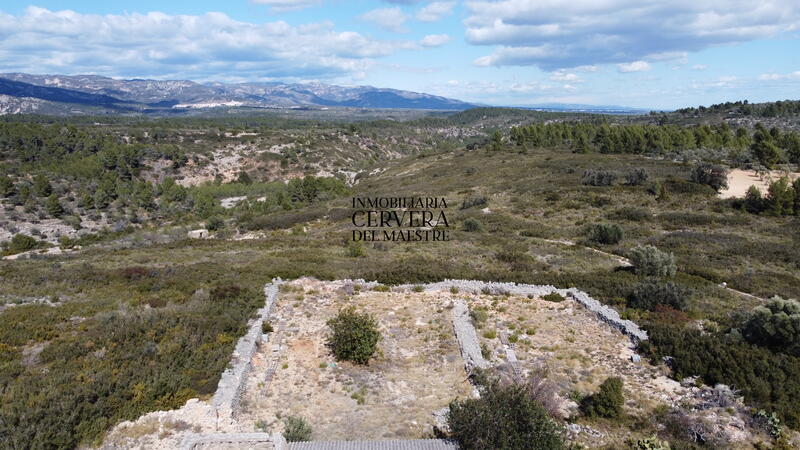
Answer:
46, 194, 64, 218
32, 174, 53, 197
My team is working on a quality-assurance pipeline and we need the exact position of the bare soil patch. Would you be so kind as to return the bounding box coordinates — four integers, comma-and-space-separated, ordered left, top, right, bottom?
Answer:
719, 168, 800, 198
237, 279, 473, 440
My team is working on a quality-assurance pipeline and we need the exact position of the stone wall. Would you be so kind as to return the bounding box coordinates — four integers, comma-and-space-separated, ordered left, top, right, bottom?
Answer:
211, 278, 282, 429
451, 299, 490, 373
394, 279, 647, 344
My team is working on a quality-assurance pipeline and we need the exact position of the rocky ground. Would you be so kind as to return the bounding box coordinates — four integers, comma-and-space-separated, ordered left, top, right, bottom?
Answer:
237, 278, 473, 440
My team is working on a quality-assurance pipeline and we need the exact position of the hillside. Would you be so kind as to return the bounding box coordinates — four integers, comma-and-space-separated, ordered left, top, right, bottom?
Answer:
1, 106, 800, 448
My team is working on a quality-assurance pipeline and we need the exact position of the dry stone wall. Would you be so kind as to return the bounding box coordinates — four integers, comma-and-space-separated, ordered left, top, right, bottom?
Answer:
392, 279, 647, 344
212, 278, 282, 428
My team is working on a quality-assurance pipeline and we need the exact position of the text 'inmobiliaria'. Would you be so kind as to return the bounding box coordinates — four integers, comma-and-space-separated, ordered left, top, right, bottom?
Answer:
351, 196, 450, 242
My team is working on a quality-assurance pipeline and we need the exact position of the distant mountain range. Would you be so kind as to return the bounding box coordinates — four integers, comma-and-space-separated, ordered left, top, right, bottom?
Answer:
517, 103, 648, 114
0, 73, 480, 115
0, 73, 651, 116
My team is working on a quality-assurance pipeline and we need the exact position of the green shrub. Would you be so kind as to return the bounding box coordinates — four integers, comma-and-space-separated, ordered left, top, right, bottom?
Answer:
45, 194, 64, 218
582, 169, 617, 186
283, 415, 312, 442
346, 241, 366, 258
743, 185, 764, 214
0, 175, 14, 197
469, 308, 488, 327
580, 377, 624, 419
743, 296, 800, 356
608, 206, 651, 222
624, 168, 650, 186
640, 323, 800, 428
206, 216, 224, 231
262, 321, 274, 334
541, 292, 565, 303
587, 223, 623, 245
463, 218, 484, 232
7, 233, 38, 254
326, 307, 380, 365
447, 380, 564, 449
629, 245, 676, 278
689, 163, 728, 192
630, 435, 671, 450
629, 279, 691, 311
764, 177, 796, 216
461, 195, 488, 210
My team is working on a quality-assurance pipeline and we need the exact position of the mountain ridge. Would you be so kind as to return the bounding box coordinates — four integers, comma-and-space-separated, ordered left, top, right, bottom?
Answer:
0, 73, 480, 113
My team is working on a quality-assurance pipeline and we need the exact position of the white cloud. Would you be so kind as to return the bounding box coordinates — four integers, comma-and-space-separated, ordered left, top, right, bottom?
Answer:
359, 7, 409, 33
420, 34, 451, 47
617, 61, 651, 73
758, 71, 800, 80
691, 64, 708, 71
549, 70, 580, 81
251, 0, 323, 13
416, 2, 456, 22
0, 7, 412, 80
464, 0, 800, 70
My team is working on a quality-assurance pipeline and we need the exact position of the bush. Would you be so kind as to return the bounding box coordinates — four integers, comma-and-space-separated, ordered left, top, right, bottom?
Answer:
262, 321, 274, 334
608, 206, 651, 222
641, 323, 800, 428
541, 292, 565, 303
283, 415, 312, 442
586, 223, 623, 244
447, 380, 564, 449
7, 233, 38, 254
743, 296, 800, 356
463, 218, 484, 232
582, 169, 617, 186
326, 307, 380, 365
689, 163, 728, 192
206, 216, 224, 231
764, 177, 796, 216
624, 168, 650, 186
346, 241, 366, 257
629, 245, 676, 278
743, 185, 764, 214
461, 195, 488, 210
580, 377, 624, 419
628, 279, 691, 311
630, 436, 671, 450
45, 194, 64, 218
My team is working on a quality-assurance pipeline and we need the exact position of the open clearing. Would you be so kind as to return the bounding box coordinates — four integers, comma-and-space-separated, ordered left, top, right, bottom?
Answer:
719, 168, 800, 198
237, 278, 473, 440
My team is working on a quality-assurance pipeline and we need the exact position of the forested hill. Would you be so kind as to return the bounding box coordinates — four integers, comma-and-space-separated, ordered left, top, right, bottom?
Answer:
672, 99, 800, 119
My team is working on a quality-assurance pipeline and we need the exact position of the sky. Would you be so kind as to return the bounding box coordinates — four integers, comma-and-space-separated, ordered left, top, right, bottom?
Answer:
0, 1, 798, 109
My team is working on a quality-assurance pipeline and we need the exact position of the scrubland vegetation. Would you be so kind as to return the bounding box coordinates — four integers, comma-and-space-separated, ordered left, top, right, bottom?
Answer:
1, 103, 799, 447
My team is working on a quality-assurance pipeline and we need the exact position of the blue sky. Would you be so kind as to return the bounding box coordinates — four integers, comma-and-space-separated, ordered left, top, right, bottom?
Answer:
0, 1, 798, 109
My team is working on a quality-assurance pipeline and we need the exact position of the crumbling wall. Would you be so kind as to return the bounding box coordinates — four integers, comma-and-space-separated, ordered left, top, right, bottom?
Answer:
564, 288, 648, 343
451, 299, 490, 372
395, 279, 647, 344
212, 278, 282, 429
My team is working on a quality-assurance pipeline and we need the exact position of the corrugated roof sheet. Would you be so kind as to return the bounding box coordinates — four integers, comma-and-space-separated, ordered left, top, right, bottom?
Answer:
287, 439, 458, 450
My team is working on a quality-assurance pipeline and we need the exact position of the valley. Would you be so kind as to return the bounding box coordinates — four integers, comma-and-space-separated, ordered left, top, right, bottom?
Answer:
1, 101, 799, 449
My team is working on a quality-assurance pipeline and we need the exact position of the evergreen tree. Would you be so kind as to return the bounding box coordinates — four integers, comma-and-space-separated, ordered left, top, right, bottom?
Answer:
752, 140, 782, 168
580, 377, 624, 419
743, 185, 764, 214
0, 175, 14, 197
32, 174, 52, 197
765, 177, 795, 216
45, 194, 64, 218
